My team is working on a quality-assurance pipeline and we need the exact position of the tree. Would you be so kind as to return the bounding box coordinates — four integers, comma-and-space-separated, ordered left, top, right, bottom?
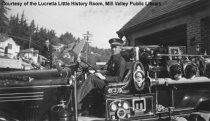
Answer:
7, 10, 111, 67
0, 0, 9, 33
28, 20, 36, 48
29, 20, 36, 36
59, 32, 76, 44
19, 12, 30, 48
8, 13, 30, 49
51, 36, 60, 45
47, 30, 56, 41
33, 27, 47, 45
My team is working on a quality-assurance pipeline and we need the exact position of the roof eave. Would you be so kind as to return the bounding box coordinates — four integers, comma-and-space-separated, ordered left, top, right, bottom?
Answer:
117, 0, 209, 37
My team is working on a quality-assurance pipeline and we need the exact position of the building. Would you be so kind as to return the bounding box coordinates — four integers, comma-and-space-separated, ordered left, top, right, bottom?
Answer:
0, 34, 20, 58
52, 43, 65, 52
117, 0, 210, 55
0, 58, 22, 69
20, 48, 39, 64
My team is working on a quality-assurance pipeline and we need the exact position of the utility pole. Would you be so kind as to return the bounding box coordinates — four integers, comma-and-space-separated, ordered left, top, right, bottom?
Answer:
83, 31, 93, 62
29, 34, 32, 48
29, 26, 33, 49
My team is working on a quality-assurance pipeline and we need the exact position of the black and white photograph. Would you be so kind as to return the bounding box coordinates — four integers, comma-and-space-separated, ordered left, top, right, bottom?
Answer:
0, 0, 210, 121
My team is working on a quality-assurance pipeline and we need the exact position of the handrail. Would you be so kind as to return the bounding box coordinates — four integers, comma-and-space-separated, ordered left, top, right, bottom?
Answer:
157, 54, 210, 57
151, 77, 210, 86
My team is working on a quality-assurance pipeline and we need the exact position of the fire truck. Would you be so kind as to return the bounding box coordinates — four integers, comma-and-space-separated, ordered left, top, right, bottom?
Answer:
104, 45, 210, 121
0, 45, 210, 121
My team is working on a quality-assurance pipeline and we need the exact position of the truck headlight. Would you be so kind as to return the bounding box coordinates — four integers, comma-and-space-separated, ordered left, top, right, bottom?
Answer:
167, 61, 182, 80
183, 62, 197, 79
110, 103, 117, 111
122, 102, 129, 110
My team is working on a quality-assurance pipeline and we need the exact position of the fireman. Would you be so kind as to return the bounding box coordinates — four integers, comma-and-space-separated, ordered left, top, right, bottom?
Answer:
77, 38, 127, 114
41, 40, 53, 69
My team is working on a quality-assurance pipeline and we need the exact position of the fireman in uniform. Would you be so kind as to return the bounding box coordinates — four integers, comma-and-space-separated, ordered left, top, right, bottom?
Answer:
42, 40, 53, 69
77, 38, 126, 106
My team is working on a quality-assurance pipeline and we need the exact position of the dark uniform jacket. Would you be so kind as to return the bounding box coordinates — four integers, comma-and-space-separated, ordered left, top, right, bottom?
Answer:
42, 45, 53, 68
105, 53, 126, 83
77, 53, 127, 103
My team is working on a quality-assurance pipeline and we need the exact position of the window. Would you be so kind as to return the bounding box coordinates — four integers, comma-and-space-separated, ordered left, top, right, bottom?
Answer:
33, 52, 37, 56
8, 44, 12, 49
168, 46, 186, 60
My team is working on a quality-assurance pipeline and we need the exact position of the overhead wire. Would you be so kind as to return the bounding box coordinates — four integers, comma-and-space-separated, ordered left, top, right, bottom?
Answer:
7, 34, 42, 48
8, 3, 82, 50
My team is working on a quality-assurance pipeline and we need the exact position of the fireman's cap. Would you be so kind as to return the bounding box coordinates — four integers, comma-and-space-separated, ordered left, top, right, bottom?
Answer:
109, 38, 123, 47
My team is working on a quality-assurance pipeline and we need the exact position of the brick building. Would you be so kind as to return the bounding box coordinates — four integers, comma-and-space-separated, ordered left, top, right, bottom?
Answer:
117, 0, 210, 55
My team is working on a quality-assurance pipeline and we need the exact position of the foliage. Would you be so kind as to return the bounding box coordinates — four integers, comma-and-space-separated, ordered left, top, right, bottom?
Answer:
8, 11, 111, 66
59, 32, 76, 45
0, 0, 9, 33
8, 12, 58, 50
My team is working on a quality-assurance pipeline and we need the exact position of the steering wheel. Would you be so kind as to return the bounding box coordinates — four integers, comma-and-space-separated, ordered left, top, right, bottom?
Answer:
78, 59, 96, 72
74, 60, 97, 85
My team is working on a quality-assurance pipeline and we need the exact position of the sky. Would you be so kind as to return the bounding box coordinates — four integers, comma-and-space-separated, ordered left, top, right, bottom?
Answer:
6, 0, 150, 49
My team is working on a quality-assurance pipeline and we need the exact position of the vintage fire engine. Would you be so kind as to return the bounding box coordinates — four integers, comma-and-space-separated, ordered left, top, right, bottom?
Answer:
0, 45, 210, 121
104, 45, 210, 121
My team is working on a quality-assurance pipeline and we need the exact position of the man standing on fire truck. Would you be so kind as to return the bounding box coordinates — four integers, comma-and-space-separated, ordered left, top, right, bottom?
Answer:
77, 38, 126, 108
42, 40, 53, 69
